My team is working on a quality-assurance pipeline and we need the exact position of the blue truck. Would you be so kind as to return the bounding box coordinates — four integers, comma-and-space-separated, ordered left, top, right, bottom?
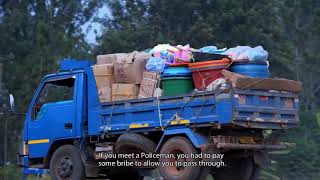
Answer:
13, 60, 299, 180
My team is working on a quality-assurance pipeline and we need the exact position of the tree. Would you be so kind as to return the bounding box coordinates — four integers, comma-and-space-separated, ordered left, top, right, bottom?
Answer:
0, 0, 102, 164
96, 0, 320, 109
96, 0, 320, 179
273, 0, 320, 111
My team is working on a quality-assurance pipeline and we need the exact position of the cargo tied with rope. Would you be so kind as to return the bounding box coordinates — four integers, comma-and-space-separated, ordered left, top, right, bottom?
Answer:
94, 43, 302, 103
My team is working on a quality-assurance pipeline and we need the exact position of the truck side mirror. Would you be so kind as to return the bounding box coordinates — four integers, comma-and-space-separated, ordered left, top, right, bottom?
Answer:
9, 94, 15, 113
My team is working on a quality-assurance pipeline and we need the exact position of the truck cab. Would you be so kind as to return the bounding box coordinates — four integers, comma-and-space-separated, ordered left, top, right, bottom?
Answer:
26, 73, 81, 157
19, 61, 95, 179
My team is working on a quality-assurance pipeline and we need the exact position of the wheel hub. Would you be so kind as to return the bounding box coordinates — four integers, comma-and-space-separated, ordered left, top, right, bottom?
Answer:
57, 156, 73, 178
166, 149, 185, 176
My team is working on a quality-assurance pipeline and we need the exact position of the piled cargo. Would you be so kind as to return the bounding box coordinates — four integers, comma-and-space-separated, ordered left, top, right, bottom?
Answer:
96, 53, 125, 65
161, 67, 194, 96
112, 84, 140, 101
94, 43, 302, 103
113, 51, 150, 84
230, 61, 270, 78
98, 87, 112, 102
222, 70, 302, 92
92, 64, 115, 102
93, 64, 115, 88
188, 58, 230, 90
138, 71, 159, 99
94, 51, 151, 102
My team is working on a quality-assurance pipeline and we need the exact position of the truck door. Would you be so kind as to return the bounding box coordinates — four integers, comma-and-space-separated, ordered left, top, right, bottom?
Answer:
27, 75, 78, 158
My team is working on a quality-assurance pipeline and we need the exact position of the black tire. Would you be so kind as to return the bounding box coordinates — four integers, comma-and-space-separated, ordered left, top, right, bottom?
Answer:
114, 133, 157, 162
49, 145, 85, 180
213, 155, 257, 180
197, 167, 211, 180
159, 136, 203, 180
249, 165, 261, 180
113, 133, 157, 179
108, 167, 143, 180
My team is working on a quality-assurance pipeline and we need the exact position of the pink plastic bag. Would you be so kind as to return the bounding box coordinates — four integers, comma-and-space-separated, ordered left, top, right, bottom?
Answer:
168, 44, 192, 63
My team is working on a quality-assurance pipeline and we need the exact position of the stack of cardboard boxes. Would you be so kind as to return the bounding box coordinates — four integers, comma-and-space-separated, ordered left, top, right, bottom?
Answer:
94, 51, 160, 103
92, 64, 115, 102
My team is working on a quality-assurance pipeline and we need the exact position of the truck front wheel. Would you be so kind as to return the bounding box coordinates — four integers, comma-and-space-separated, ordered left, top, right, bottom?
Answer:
49, 145, 85, 180
159, 136, 204, 180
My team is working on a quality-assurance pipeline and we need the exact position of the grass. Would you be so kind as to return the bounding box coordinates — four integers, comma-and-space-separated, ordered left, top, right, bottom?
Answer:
0, 165, 50, 180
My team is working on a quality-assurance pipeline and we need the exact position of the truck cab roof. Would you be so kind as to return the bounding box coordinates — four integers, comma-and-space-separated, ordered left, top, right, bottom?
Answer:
42, 59, 93, 80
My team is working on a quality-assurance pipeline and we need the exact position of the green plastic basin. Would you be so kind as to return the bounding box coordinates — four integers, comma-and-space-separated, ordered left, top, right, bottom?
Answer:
162, 77, 195, 96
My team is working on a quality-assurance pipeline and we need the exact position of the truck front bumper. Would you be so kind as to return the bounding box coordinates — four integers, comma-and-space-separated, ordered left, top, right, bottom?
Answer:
17, 153, 48, 177
22, 168, 48, 176
16, 153, 29, 167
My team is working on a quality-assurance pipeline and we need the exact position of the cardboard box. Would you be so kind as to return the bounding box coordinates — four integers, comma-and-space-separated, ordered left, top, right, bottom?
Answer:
114, 51, 150, 84
92, 64, 115, 89
97, 53, 127, 65
222, 70, 302, 92
138, 71, 159, 99
98, 86, 111, 103
112, 83, 140, 101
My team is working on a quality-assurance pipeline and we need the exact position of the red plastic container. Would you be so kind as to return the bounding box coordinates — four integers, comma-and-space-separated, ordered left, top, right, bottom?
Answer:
189, 59, 230, 90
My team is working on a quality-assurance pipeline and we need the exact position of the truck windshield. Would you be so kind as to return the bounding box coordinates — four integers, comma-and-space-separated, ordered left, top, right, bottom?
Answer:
32, 77, 75, 120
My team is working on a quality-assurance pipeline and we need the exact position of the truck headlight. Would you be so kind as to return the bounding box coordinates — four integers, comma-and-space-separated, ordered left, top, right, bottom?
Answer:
23, 142, 29, 155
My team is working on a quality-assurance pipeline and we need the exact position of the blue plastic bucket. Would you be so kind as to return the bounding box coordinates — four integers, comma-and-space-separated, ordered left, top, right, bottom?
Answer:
162, 67, 192, 77
230, 62, 270, 78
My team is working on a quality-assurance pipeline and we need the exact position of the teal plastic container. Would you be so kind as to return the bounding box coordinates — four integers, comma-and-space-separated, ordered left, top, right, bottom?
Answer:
162, 77, 195, 96
162, 67, 192, 77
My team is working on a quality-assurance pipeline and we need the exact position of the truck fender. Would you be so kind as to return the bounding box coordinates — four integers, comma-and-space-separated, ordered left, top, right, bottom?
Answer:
45, 139, 74, 168
156, 128, 208, 152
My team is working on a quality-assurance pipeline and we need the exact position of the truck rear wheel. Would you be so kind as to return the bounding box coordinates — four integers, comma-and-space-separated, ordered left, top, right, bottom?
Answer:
49, 145, 85, 180
115, 133, 157, 153
113, 133, 156, 179
159, 136, 203, 180
114, 133, 157, 164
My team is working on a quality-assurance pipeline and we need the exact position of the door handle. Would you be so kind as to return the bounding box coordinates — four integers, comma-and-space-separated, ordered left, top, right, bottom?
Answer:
64, 123, 73, 129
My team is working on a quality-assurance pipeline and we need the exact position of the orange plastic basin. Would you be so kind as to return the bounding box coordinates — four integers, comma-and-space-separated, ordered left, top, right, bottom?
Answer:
188, 58, 231, 69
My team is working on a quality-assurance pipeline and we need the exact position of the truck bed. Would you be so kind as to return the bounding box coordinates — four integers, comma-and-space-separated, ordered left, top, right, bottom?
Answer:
91, 88, 299, 135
